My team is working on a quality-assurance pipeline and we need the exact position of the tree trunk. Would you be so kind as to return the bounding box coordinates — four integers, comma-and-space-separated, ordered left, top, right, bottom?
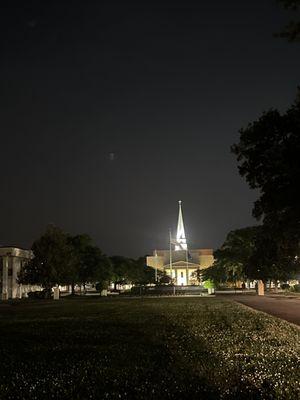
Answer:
45, 285, 52, 299
71, 282, 75, 295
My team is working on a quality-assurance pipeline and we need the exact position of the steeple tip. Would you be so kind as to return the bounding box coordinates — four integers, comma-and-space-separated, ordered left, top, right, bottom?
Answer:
175, 200, 187, 251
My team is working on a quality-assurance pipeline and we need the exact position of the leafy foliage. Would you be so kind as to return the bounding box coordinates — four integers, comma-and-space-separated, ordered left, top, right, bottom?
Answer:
277, 0, 300, 41
190, 268, 202, 284
110, 255, 155, 288
246, 224, 300, 281
232, 92, 300, 281
203, 279, 214, 289
279, 0, 300, 6
18, 225, 76, 289
19, 227, 112, 291
203, 227, 260, 284
158, 272, 173, 285
110, 256, 134, 288
19, 227, 159, 292
231, 94, 300, 221
70, 234, 112, 291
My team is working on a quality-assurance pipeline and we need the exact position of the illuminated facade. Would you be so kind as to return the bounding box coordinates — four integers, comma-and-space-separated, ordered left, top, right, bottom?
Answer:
0, 247, 35, 299
147, 202, 214, 285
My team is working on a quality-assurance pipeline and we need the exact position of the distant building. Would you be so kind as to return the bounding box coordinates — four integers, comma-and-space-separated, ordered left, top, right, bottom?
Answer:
147, 201, 214, 285
0, 247, 35, 299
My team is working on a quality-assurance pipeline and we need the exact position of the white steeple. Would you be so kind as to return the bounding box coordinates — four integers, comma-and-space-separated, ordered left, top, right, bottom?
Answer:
175, 200, 187, 251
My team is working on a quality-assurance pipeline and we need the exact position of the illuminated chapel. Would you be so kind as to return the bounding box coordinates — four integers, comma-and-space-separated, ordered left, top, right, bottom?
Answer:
147, 201, 214, 286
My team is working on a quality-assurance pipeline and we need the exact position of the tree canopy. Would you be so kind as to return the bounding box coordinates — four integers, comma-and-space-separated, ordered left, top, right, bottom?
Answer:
19, 227, 164, 293
19, 226, 112, 292
110, 255, 155, 288
231, 92, 300, 280
70, 234, 112, 292
231, 93, 300, 223
246, 225, 300, 281
277, 0, 300, 41
19, 225, 76, 289
203, 227, 260, 285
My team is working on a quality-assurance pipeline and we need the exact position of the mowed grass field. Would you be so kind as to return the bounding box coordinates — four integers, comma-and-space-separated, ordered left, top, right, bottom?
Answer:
0, 297, 299, 400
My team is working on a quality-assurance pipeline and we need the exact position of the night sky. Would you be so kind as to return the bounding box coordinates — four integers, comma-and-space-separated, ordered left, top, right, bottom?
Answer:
1, 1, 299, 257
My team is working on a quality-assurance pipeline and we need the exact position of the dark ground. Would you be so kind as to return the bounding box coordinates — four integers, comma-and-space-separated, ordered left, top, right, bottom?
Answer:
0, 297, 299, 399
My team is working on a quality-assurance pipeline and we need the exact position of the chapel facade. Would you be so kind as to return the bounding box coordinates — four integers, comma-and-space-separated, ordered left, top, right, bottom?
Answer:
147, 201, 214, 286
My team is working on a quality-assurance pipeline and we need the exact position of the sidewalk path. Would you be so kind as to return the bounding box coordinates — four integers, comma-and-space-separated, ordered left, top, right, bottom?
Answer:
222, 294, 300, 327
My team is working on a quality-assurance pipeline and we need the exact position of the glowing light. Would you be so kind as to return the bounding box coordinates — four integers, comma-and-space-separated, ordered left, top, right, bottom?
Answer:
175, 200, 188, 251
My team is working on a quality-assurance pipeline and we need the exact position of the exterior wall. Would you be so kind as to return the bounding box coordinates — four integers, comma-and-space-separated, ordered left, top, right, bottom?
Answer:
198, 255, 214, 269
148, 249, 213, 266
146, 256, 165, 271
176, 269, 187, 286
147, 248, 214, 285
0, 247, 33, 300
165, 267, 199, 286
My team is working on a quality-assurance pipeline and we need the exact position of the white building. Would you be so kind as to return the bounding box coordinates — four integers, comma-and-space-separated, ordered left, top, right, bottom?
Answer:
147, 201, 214, 286
0, 247, 34, 299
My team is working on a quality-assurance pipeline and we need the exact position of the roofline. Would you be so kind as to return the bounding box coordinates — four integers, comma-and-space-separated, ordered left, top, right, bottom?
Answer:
0, 246, 31, 251
154, 248, 214, 255
164, 261, 200, 268
0, 247, 33, 258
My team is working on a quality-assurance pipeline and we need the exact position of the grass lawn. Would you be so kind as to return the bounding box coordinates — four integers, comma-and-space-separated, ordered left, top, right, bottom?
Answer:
0, 297, 299, 399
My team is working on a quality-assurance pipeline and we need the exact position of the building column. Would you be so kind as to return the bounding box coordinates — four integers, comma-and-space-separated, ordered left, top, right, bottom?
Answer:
17, 284, 23, 299
186, 268, 189, 285
12, 257, 21, 299
2, 256, 9, 300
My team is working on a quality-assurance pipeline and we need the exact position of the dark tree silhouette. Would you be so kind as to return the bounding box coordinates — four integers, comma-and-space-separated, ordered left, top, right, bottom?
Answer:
277, 0, 300, 41
18, 225, 76, 292
110, 256, 155, 289
71, 234, 112, 293
203, 227, 260, 284
232, 92, 300, 279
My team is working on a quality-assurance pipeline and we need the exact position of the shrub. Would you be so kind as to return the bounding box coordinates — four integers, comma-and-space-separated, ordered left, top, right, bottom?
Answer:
130, 286, 146, 295
95, 281, 109, 292
281, 283, 290, 290
27, 289, 52, 299
203, 279, 214, 289
293, 284, 300, 293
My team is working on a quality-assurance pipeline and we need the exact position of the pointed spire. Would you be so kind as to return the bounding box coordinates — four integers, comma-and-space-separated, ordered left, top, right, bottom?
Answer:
175, 200, 187, 251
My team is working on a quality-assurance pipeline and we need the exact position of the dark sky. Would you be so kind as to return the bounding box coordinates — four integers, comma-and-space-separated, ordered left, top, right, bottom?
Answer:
1, 1, 299, 257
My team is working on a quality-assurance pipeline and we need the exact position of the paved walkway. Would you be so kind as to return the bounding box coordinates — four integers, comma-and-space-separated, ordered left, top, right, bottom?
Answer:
223, 294, 300, 327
